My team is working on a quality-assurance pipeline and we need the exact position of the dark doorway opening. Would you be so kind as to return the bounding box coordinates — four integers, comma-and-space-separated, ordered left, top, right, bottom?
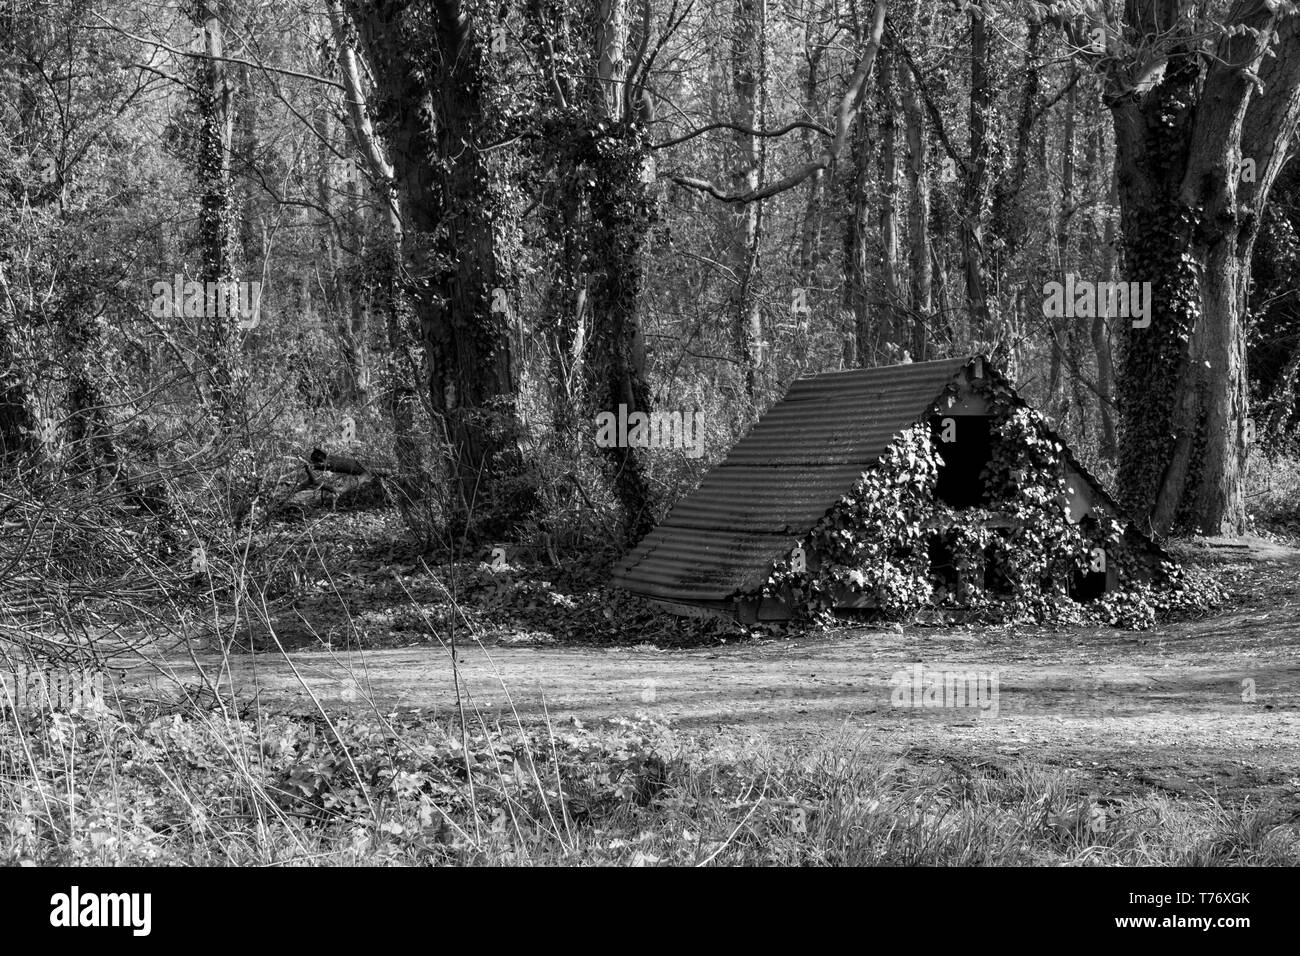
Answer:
1068, 520, 1109, 602
1069, 566, 1108, 602
930, 415, 993, 507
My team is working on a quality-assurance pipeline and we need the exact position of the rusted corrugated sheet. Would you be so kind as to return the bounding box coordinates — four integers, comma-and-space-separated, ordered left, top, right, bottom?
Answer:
611, 357, 972, 606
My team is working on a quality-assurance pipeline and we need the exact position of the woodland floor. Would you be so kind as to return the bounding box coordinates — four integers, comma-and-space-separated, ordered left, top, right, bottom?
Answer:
118, 514, 1300, 808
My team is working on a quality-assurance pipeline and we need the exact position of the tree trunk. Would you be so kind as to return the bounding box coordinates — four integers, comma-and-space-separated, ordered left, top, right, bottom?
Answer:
584, 0, 657, 543
1051, 79, 1077, 422
960, 1, 992, 336
900, 55, 930, 361
348, 0, 530, 539
1107, 7, 1300, 536
330, 0, 426, 518
876, 45, 904, 349
427, 55, 527, 534
514, 0, 658, 543
843, 110, 872, 367
1090, 111, 1119, 461
796, 12, 826, 291
730, 0, 765, 395
192, 0, 238, 422
990, 20, 1043, 263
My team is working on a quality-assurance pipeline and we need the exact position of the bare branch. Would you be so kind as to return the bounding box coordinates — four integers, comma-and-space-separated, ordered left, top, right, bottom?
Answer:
653, 118, 833, 150
671, 160, 825, 203
87, 13, 346, 91
671, 0, 886, 205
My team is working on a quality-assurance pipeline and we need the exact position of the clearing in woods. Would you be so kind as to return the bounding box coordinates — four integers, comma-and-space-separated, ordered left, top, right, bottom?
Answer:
131, 540, 1300, 803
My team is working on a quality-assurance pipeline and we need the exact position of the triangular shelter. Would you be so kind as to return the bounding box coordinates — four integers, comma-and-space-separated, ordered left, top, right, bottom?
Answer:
611, 355, 1154, 619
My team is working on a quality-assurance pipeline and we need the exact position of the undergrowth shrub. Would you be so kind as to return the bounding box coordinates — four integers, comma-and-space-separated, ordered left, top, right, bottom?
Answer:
1244, 438, 1300, 536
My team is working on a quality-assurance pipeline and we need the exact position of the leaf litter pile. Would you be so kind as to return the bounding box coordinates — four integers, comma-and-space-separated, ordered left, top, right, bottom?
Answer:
222, 512, 755, 652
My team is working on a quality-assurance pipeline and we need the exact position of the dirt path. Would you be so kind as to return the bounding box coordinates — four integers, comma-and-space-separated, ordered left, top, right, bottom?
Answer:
131, 576, 1300, 799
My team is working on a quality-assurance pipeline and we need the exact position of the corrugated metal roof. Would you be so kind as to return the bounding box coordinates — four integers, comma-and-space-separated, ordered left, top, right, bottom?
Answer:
611, 356, 972, 605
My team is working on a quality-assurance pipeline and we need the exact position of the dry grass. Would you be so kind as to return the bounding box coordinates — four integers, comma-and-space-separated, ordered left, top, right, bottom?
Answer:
4, 675, 1298, 866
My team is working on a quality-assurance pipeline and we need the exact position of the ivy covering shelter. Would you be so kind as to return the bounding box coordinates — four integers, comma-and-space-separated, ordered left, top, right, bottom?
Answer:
611, 355, 1166, 622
